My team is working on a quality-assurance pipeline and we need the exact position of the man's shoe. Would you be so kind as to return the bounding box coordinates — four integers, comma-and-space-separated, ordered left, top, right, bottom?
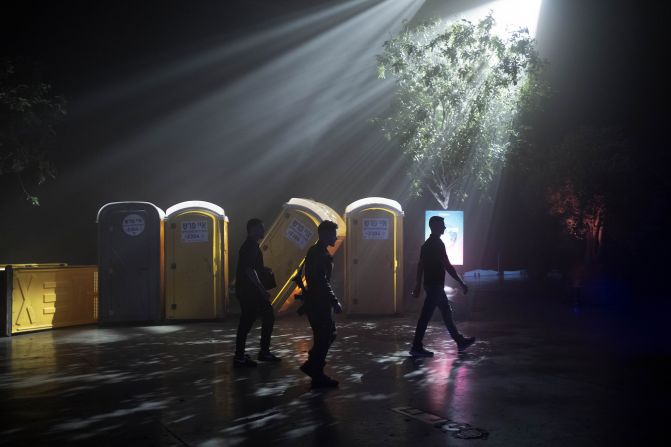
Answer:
258, 351, 282, 362
300, 361, 318, 378
311, 374, 339, 389
457, 336, 476, 352
409, 346, 434, 358
233, 354, 258, 368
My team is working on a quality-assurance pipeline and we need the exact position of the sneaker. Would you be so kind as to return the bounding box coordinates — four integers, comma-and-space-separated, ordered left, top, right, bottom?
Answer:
456, 336, 476, 352
311, 374, 339, 389
233, 354, 258, 368
258, 351, 282, 362
300, 361, 319, 378
409, 346, 434, 358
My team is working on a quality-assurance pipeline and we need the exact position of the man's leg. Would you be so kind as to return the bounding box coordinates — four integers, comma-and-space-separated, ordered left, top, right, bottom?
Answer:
234, 295, 258, 366
435, 289, 476, 352
434, 288, 461, 340
258, 300, 280, 362
307, 313, 332, 371
411, 287, 439, 351
305, 312, 338, 387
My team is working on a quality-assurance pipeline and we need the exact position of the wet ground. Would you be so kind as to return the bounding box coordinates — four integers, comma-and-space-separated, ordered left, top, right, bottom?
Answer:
0, 278, 667, 446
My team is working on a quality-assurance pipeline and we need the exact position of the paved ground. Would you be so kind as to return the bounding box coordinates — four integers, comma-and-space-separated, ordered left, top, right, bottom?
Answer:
0, 277, 667, 446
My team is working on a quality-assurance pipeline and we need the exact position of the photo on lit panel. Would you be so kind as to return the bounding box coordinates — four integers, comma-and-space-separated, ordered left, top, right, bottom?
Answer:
425, 210, 464, 265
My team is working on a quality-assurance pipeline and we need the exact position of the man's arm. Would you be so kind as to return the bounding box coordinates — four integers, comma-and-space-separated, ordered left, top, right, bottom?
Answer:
305, 251, 338, 303
313, 253, 342, 313
411, 260, 423, 297
240, 243, 270, 298
246, 268, 270, 297
442, 255, 468, 294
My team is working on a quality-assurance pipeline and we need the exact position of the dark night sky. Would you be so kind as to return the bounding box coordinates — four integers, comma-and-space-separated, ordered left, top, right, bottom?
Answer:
1, 0, 666, 268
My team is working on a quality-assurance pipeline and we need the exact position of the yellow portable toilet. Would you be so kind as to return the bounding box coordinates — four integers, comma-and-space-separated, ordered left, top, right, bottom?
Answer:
260, 198, 346, 314
344, 197, 404, 315
1, 265, 97, 336
165, 201, 229, 320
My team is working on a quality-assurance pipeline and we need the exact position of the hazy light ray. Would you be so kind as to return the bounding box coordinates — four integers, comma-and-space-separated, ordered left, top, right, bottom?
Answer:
67, 0, 424, 210
447, 0, 542, 37
75, 0, 383, 115
65, 2, 418, 173
63, 0, 396, 180
453, 1, 542, 268
195, 0, 421, 157
460, 163, 505, 267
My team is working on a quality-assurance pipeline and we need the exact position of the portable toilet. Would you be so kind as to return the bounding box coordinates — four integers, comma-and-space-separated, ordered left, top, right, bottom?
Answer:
165, 201, 228, 320
2, 264, 97, 336
344, 197, 404, 315
261, 198, 346, 314
97, 202, 165, 322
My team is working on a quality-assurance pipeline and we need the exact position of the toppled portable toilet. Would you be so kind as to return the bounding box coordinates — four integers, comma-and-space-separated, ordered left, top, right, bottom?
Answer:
261, 198, 345, 314
97, 202, 165, 323
165, 201, 228, 320
1, 264, 97, 336
344, 197, 404, 315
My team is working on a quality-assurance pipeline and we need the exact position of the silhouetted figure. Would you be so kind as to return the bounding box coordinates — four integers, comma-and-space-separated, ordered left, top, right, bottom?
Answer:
299, 220, 342, 388
410, 215, 475, 357
234, 218, 281, 367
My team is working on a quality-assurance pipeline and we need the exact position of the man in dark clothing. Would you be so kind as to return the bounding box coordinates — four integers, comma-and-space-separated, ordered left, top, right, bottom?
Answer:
299, 220, 342, 388
410, 215, 475, 357
234, 218, 281, 367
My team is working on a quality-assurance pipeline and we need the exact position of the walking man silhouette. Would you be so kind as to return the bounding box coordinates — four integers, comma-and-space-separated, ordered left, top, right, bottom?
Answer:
299, 220, 342, 388
410, 215, 475, 357
233, 218, 281, 367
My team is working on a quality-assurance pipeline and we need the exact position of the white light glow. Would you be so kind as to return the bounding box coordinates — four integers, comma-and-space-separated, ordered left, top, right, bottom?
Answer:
447, 0, 542, 37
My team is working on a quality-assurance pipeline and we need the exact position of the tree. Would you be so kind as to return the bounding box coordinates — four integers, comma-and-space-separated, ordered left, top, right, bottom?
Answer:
376, 14, 546, 209
0, 60, 66, 205
544, 127, 632, 264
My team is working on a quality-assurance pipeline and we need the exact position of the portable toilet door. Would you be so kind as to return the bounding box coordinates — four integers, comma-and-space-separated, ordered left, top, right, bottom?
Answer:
165, 201, 227, 320
261, 198, 346, 314
344, 198, 404, 315
97, 202, 165, 323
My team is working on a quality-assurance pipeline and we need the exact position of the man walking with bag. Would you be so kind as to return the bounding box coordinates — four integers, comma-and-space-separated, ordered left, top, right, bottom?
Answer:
233, 218, 281, 367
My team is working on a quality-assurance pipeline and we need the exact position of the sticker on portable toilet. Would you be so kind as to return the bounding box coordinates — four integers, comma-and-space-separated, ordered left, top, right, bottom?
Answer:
181, 220, 209, 243
122, 214, 145, 236
362, 218, 389, 240
285, 217, 314, 249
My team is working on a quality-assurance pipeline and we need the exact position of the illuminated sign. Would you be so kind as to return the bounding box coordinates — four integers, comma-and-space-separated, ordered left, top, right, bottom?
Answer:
362, 217, 390, 240
285, 217, 314, 249
425, 210, 464, 265
181, 220, 209, 243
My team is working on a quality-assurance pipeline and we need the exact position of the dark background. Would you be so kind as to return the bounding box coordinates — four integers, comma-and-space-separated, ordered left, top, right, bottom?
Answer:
1, 0, 666, 294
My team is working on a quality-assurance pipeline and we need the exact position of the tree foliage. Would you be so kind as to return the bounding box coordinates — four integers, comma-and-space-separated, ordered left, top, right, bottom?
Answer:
0, 60, 66, 205
544, 127, 632, 262
376, 14, 547, 209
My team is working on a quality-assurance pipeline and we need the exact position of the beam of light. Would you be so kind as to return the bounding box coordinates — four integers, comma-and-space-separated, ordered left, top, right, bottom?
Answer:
59, 0, 424, 216
445, 0, 542, 37
75, 0, 390, 116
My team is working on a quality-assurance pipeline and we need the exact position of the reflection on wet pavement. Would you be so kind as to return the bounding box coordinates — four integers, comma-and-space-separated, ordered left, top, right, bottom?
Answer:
0, 279, 665, 445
